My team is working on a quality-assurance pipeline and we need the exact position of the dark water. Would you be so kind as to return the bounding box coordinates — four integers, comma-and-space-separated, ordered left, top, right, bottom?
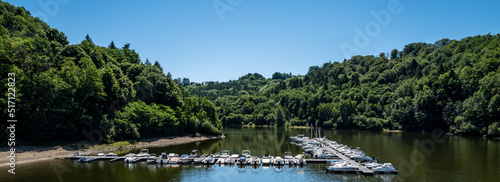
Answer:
2, 127, 499, 182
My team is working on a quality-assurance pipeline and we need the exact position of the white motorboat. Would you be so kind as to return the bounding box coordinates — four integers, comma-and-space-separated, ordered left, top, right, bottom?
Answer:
220, 150, 230, 158
124, 156, 139, 163
136, 149, 150, 157
290, 134, 305, 142
295, 154, 307, 166
230, 154, 240, 159
78, 156, 96, 162
349, 154, 373, 162
189, 150, 201, 158
326, 160, 359, 172
363, 162, 382, 169
284, 152, 296, 165
241, 150, 251, 158
372, 163, 398, 173
106, 153, 118, 157
202, 155, 216, 165
273, 156, 284, 166
249, 155, 261, 166
261, 154, 272, 165
313, 148, 336, 159
193, 154, 206, 164
167, 153, 179, 159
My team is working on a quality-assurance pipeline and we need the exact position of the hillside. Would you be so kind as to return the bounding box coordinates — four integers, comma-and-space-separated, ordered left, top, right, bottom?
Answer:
189, 36, 500, 137
0, 2, 222, 146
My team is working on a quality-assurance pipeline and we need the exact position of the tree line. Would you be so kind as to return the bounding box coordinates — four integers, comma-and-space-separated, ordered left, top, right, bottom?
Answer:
0, 2, 222, 146
188, 36, 500, 137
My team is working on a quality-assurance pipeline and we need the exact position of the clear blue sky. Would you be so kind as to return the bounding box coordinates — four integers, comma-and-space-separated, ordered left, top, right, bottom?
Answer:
6, 0, 500, 82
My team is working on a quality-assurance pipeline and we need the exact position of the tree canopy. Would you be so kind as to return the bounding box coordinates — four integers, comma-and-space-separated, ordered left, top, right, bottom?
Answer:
0, 2, 222, 146
188, 36, 500, 138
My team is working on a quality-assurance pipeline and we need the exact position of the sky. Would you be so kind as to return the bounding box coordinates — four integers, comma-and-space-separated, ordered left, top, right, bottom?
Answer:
5, 0, 500, 82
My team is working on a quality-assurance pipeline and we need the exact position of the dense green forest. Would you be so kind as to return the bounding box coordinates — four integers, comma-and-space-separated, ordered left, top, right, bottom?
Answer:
1, 1, 499, 148
188, 37, 500, 137
0, 2, 222, 146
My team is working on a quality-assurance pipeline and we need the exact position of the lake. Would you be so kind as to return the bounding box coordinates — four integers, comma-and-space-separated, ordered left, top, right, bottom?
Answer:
2, 127, 499, 181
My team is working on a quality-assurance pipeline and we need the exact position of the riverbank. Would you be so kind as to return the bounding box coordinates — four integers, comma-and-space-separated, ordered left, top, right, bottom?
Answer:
0, 134, 224, 167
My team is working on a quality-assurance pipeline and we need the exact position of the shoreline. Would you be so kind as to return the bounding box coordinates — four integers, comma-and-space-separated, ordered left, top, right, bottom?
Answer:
0, 134, 223, 167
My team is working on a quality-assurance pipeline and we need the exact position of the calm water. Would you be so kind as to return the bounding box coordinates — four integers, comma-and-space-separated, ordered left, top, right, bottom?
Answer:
2, 128, 499, 182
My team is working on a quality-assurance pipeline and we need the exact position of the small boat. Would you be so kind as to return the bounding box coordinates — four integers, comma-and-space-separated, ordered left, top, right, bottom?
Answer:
97, 153, 106, 157
326, 160, 359, 172
78, 157, 95, 162
124, 157, 140, 163
125, 153, 136, 157
372, 163, 398, 173
241, 150, 251, 158
220, 150, 230, 158
147, 154, 157, 164
230, 154, 240, 159
290, 134, 306, 142
136, 149, 150, 157
180, 154, 192, 165
262, 154, 272, 165
167, 153, 179, 159
237, 156, 247, 165
169, 157, 180, 164
273, 156, 284, 166
106, 153, 118, 157
349, 154, 373, 162
363, 162, 382, 169
249, 155, 261, 166
189, 150, 201, 158
295, 154, 307, 166
193, 154, 207, 164
202, 155, 216, 165
284, 152, 296, 165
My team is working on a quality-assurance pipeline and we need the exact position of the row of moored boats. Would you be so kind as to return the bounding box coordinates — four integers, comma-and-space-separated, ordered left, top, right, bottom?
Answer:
290, 134, 398, 173
79, 149, 306, 167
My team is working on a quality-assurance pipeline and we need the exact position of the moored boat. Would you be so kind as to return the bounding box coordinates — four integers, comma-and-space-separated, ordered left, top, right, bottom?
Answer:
372, 163, 398, 173
326, 160, 359, 172
262, 154, 272, 165
273, 156, 284, 166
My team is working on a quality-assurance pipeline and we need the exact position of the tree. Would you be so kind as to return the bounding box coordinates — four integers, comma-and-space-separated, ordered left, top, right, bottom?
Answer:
154, 61, 163, 71
109, 41, 117, 49
390, 49, 398, 59
85, 34, 92, 43
182, 78, 190, 86
145, 58, 151, 65
123, 43, 130, 49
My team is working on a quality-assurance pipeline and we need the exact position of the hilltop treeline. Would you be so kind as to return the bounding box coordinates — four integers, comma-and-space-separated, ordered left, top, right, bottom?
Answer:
0, 2, 222, 146
189, 35, 500, 137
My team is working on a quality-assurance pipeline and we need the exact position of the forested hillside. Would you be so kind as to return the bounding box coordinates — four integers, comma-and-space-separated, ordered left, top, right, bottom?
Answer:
0, 2, 222, 146
189, 36, 500, 137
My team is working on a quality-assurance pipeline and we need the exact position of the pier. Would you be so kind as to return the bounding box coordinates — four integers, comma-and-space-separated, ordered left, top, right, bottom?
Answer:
56, 135, 396, 175
313, 138, 374, 175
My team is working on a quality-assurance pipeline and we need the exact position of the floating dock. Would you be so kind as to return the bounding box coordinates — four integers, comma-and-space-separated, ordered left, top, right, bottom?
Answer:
313, 138, 374, 175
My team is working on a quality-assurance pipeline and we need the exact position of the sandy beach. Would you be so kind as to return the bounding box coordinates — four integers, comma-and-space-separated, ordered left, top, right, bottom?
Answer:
0, 135, 223, 167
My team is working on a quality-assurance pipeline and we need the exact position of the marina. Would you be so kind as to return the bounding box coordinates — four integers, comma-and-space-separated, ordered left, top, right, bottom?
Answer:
57, 134, 397, 176
290, 134, 398, 174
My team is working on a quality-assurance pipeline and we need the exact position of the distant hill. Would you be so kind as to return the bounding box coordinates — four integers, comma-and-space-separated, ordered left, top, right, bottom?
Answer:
189, 35, 500, 137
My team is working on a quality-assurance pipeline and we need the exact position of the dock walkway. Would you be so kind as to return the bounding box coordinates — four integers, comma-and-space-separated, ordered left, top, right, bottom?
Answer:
314, 139, 374, 175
